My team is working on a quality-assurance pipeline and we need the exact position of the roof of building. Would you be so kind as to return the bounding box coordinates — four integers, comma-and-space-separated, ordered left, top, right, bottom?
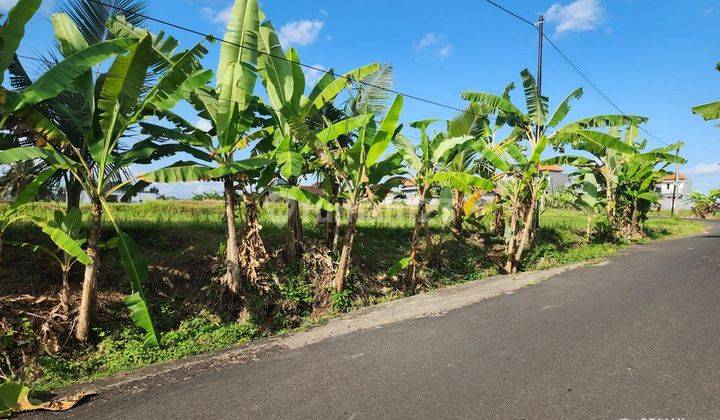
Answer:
299, 183, 323, 196
662, 173, 687, 182
401, 179, 417, 188
538, 164, 563, 173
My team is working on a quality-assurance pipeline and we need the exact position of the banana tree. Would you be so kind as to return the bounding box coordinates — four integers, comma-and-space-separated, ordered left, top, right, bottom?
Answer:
8, 207, 89, 315
1, 15, 210, 344
615, 161, 662, 238
615, 141, 682, 237
326, 95, 406, 292
692, 62, 720, 122
475, 136, 554, 273
550, 122, 682, 235
445, 84, 515, 233
567, 170, 603, 240
0, 0, 40, 86
256, 17, 379, 261
462, 70, 647, 271
687, 190, 720, 219
393, 119, 490, 287
132, 0, 278, 294
0, 168, 55, 263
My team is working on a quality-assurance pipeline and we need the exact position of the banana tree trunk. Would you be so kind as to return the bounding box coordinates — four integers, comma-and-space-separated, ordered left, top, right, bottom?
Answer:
491, 193, 505, 236
75, 200, 102, 342
602, 172, 617, 231
325, 180, 339, 248
405, 189, 426, 289
503, 193, 520, 273
239, 193, 267, 286
285, 199, 303, 261
630, 203, 639, 237
224, 177, 242, 294
331, 201, 342, 254
585, 213, 593, 242
452, 189, 464, 234
334, 202, 359, 293
509, 191, 539, 273
60, 267, 70, 315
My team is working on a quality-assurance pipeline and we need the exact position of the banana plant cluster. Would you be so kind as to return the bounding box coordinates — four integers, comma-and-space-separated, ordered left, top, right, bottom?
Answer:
0, 0, 688, 347
393, 119, 490, 287
550, 119, 683, 238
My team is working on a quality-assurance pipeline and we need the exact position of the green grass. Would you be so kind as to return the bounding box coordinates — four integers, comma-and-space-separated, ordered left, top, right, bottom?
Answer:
0, 201, 706, 391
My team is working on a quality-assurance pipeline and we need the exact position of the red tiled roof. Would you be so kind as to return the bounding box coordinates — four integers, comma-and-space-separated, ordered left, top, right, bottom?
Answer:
663, 173, 687, 181
401, 179, 417, 188
538, 164, 563, 173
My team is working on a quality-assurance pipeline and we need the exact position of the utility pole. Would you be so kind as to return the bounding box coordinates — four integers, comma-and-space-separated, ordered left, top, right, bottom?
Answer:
670, 146, 681, 218
536, 15, 544, 129
533, 15, 544, 230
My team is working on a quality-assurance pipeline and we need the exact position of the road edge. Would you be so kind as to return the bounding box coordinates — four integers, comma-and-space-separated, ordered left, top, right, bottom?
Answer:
53, 260, 587, 396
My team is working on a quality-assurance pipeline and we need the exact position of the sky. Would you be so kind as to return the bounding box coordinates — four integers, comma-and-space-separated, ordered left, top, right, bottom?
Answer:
4, 0, 720, 197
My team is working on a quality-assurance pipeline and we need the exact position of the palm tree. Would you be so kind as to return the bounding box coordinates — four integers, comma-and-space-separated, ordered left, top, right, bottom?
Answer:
1, 12, 207, 343
0, 0, 148, 209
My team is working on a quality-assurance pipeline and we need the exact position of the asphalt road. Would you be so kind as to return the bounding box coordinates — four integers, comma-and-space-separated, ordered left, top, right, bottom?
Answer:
42, 223, 720, 419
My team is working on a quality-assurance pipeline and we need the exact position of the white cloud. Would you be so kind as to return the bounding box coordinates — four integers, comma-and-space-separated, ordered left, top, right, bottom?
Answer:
278, 20, 324, 47
0, 0, 18, 11
303, 64, 328, 86
201, 5, 233, 25
413, 32, 442, 51
545, 0, 605, 36
686, 164, 720, 176
413, 33, 453, 59
703, 7, 715, 15
437, 43, 453, 59
201, 7, 327, 48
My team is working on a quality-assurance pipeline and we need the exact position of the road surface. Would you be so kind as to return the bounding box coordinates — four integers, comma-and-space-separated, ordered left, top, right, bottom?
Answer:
39, 223, 720, 418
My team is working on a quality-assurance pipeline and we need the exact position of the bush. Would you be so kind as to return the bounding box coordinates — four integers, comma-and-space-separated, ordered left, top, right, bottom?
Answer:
30, 311, 260, 391
688, 190, 720, 219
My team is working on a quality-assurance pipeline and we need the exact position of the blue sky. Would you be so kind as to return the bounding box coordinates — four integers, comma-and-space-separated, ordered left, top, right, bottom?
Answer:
5, 0, 720, 196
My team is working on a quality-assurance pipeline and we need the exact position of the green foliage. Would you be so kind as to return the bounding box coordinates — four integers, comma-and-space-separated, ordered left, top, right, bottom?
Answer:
0, 0, 41, 85
687, 190, 720, 219
692, 62, 720, 121
331, 289, 353, 312
31, 311, 260, 392
0, 382, 27, 417
192, 191, 223, 201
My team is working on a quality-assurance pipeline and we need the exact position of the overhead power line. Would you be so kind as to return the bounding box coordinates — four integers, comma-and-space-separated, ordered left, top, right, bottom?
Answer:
85, 0, 491, 124
481, 0, 537, 28
541, 35, 670, 146
15, 0, 671, 146
480, 0, 671, 147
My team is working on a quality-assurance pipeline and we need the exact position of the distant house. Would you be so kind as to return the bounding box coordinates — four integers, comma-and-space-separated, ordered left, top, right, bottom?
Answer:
390, 179, 440, 206
655, 173, 693, 210
538, 164, 571, 192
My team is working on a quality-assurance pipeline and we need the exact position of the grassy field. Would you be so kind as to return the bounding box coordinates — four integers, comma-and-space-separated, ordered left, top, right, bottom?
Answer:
0, 200, 706, 391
